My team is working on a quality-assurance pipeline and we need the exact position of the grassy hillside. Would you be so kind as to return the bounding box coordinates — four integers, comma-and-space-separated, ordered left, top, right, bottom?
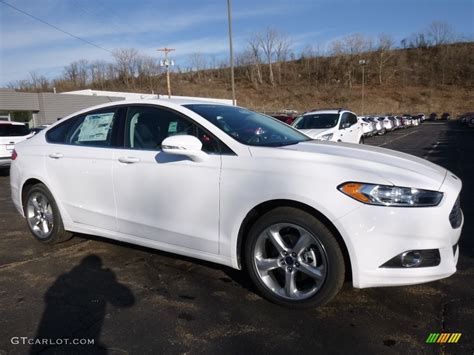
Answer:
10, 42, 474, 116
168, 79, 473, 116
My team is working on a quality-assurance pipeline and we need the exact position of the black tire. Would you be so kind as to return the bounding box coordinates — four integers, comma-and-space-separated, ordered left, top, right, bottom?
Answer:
24, 183, 72, 244
359, 136, 364, 144
244, 207, 345, 308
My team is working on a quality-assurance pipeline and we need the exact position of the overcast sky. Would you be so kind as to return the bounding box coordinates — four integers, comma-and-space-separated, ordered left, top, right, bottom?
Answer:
0, 0, 473, 86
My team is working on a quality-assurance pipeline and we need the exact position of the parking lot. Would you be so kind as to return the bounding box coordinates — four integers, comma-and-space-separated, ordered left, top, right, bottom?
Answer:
0, 121, 472, 354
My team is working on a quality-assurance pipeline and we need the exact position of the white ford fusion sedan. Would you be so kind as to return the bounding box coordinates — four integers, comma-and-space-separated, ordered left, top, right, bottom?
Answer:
10, 100, 463, 308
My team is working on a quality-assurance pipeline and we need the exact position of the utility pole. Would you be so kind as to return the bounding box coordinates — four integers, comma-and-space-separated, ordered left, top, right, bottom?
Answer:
157, 48, 175, 98
359, 59, 368, 115
227, 0, 236, 105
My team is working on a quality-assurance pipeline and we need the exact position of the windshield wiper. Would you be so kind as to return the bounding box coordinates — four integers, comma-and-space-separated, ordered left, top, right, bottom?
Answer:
265, 140, 305, 147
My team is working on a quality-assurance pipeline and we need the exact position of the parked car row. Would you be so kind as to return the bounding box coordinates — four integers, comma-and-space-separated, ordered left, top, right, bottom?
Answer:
273, 109, 430, 144
358, 114, 422, 137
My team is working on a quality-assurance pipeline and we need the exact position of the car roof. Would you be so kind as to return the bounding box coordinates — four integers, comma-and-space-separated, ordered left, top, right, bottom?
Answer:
60, 99, 233, 119
303, 110, 347, 115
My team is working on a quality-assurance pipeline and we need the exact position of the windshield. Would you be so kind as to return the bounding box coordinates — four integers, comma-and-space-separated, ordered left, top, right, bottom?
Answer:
184, 104, 310, 147
0, 124, 30, 137
293, 114, 339, 129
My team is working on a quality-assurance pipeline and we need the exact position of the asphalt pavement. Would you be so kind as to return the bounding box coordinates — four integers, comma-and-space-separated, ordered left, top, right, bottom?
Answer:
0, 121, 472, 354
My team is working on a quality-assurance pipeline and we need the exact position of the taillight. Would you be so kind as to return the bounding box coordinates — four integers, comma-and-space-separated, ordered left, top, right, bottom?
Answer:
11, 149, 17, 160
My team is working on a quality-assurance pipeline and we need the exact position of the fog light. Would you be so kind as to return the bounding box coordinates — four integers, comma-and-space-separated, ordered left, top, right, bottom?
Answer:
380, 249, 440, 268
401, 251, 422, 267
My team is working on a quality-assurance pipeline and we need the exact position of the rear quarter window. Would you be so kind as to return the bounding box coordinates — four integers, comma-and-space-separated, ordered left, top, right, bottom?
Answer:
46, 116, 82, 144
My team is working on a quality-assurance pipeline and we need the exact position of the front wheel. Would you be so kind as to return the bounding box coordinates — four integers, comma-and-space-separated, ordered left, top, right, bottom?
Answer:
24, 183, 72, 244
244, 207, 345, 308
359, 136, 364, 144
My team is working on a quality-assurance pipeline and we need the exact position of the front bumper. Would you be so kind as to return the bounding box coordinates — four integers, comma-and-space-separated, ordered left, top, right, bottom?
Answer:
336, 173, 463, 288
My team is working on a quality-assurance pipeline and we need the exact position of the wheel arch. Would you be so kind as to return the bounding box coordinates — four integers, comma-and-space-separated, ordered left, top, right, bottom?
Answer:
21, 178, 66, 223
236, 199, 352, 281
21, 178, 45, 209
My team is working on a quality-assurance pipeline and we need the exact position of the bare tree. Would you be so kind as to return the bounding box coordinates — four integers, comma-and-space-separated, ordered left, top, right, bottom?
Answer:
329, 33, 371, 88
77, 59, 90, 86
89, 60, 109, 88
274, 33, 292, 84
113, 48, 140, 87
375, 34, 394, 84
408, 32, 430, 48
129, 55, 160, 91
254, 27, 292, 85
136, 55, 160, 77
426, 21, 455, 46
256, 27, 278, 85
63, 62, 80, 86
247, 37, 263, 85
189, 52, 208, 80
29, 71, 50, 91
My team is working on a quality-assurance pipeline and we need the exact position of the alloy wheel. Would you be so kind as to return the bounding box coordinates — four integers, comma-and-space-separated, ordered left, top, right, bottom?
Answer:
253, 223, 328, 300
26, 192, 54, 239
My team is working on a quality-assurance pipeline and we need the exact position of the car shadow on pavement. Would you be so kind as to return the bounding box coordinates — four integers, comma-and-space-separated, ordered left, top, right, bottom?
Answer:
30, 254, 135, 354
81, 233, 258, 295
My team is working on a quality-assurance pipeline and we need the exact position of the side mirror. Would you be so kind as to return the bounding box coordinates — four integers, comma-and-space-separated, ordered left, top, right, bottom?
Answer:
161, 135, 208, 162
341, 122, 351, 129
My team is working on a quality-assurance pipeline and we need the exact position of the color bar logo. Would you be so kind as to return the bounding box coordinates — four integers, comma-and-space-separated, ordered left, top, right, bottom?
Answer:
426, 333, 462, 344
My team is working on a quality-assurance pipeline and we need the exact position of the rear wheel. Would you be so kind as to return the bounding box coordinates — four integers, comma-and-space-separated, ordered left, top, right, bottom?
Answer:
24, 183, 71, 244
244, 207, 345, 308
359, 136, 364, 144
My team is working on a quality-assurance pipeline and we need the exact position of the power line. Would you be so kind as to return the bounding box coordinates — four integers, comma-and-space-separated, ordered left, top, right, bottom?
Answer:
0, 0, 113, 54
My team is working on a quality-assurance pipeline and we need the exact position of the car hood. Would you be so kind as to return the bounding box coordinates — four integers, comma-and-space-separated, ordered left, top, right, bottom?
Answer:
299, 128, 332, 138
268, 141, 447, 191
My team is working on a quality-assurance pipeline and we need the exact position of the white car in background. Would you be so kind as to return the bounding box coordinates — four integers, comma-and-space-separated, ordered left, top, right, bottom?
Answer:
359, 117, 376, 137
379, 116, 394, 131
10, 101, 463, 308
292, 109, 363, 144
369, 117, 384, 135
0, 121, 33, 168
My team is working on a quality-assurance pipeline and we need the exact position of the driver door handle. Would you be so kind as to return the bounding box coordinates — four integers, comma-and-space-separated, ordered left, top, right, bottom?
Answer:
118, 156, 140, 164
48, 153, 63, 159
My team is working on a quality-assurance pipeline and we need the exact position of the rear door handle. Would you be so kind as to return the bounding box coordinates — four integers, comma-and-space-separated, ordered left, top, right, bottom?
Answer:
118, 156, 140, 164
49, 153, 63, 159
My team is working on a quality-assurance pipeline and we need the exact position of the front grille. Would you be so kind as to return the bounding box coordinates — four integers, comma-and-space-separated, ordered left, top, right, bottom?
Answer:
449, 196, 462, 229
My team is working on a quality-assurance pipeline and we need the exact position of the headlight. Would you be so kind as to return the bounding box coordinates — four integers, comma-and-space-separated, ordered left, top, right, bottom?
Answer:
338, 182, 443, 207
317, 133, 333, 141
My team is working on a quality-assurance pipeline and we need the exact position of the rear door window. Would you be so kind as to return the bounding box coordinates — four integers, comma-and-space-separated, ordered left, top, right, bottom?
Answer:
69, 112, 115, 146
46, 108, 119, 147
